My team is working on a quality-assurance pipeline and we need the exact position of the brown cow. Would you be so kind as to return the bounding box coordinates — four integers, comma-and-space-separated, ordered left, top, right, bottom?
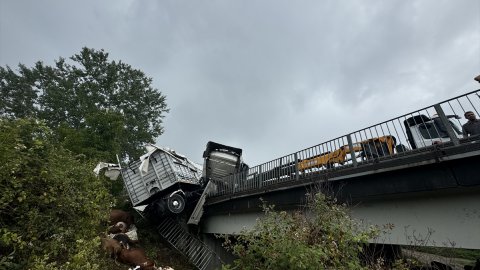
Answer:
118, 248, 157, 270
113, 233, 139, 249
108, 221, 128, 234
109, 209, 134, 229
100, 236, 122, 261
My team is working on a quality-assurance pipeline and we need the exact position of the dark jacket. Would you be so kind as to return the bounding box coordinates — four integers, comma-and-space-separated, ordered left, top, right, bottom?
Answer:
462, 119, 480, 137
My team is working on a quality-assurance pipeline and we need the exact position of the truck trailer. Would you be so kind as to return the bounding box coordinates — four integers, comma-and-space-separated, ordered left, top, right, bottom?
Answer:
118, 142, 246, 219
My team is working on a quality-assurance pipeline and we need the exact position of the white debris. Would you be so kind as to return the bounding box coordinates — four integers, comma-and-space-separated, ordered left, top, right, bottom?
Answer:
93, 162, 121, 180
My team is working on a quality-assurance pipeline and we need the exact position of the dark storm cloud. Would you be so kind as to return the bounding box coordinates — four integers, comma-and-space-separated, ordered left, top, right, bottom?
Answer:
1, 0, 479, 164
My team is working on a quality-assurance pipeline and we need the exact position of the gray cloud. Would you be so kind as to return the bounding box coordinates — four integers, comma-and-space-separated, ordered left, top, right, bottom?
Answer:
1, 0, 479, 164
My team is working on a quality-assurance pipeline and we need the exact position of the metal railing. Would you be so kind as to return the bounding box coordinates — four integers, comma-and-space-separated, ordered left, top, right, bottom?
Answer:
157, 217, 222, 270
209, 89, 480, 197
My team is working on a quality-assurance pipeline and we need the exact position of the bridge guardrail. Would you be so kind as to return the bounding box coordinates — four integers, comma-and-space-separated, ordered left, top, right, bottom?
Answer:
209, 89, 480, 197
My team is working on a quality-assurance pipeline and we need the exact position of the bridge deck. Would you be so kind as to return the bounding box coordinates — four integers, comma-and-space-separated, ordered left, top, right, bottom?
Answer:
206, 139, 480, 206
200, 140, 480, 249
198, 90, 480, 250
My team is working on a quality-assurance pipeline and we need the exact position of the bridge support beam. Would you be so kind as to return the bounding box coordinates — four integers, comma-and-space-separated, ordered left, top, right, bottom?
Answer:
350, 188, 480, 249
202, 188, 480, 249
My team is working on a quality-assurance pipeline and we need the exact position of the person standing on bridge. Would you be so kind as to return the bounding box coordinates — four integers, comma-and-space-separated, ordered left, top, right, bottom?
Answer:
462, 111, 480, 137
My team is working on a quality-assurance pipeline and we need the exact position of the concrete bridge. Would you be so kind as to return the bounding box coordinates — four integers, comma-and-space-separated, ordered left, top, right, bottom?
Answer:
199, 139, 480, 250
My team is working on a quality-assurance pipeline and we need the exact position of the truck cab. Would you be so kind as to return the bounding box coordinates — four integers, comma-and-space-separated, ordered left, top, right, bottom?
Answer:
201, 141, 247, 187
404, 114, 462, 149
187, 141, 247, 225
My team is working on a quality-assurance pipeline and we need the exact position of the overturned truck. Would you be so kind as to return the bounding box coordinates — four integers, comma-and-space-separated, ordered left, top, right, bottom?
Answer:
119, 142, 246, 221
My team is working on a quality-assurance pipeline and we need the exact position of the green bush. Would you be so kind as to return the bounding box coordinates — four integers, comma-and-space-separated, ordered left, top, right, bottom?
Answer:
0, 118, 115, 269
222, 194, 380, 270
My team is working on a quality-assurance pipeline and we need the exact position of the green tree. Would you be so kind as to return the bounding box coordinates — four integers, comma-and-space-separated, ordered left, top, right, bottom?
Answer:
222, 194, 380, 270
0, 118, 115, 269
0, 64, 39, 118
0, 48, 169, 160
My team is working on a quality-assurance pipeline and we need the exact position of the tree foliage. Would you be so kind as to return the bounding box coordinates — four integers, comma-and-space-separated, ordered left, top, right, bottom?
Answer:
222, 193, 380, 270
0, 118, 115, 269
0, 48, 169, 160
0, 49, 170, 269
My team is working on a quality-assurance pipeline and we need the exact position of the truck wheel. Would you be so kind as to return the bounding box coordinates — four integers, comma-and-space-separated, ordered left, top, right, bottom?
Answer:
167, 193, 186, 214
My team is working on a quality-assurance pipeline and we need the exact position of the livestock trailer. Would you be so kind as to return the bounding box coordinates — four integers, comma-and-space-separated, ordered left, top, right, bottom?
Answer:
121, 145, 203, 215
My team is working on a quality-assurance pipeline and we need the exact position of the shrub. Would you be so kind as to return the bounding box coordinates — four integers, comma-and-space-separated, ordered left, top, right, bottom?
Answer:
0, 118, 114, 269
222, 193, 379, 270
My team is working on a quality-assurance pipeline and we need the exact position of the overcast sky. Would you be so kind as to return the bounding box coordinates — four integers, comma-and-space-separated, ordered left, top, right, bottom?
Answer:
1, 0, 479, 165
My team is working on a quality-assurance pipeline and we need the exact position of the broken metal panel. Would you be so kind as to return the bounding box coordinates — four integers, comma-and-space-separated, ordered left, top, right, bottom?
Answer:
188, 181, 215, 225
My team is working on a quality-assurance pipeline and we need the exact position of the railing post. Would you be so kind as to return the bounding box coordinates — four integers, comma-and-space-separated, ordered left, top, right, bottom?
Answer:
294, 153, 299, 181
232, 175, 236, 194
346, 134, 358, 167
258, 165, 263, 188
278, 158, 282, 181
433, 104, 460, 146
